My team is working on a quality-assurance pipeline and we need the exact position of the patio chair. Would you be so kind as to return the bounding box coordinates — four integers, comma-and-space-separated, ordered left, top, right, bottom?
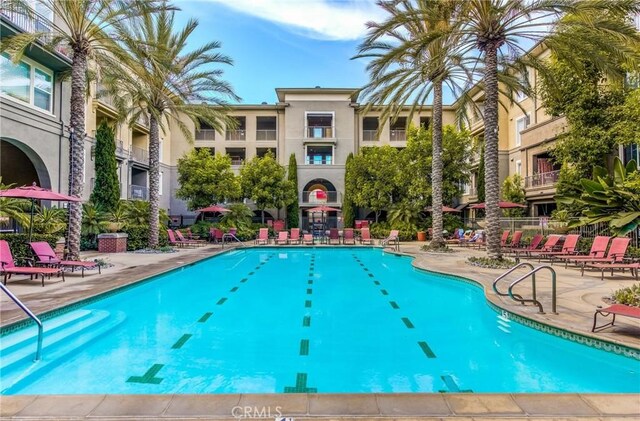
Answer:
30, 241, 101, 277
328, 228, 340, 245
381, 230, 399, 247
303, 233, 314, 245
185, 228, 200, 240
343, 228, 356, 245
276, 231, 288, 245
445, 228, 464, 244
360, 227, 374, 245
504, 231, 523, 249
223, 228, 241, 243
361, 220, 369, 229
506, 233, 543, 259
500, 230, 510, 247
554, 236, 611, 268
273, 220, 285, 233
209, 227, 224, 244
167, 229, 191, 247
523, 235, 562, 258
592, 304, 640, 332
175, 230, 206, 247
255, 228, 269, 245
289, 228, 301, 245
583, 261, 639, 281
578, 237, 632, 276
0, 240, 64, 287
536, 234, 580, 262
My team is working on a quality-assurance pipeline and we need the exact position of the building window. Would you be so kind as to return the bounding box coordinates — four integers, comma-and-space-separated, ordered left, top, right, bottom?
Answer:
195, 147, 215, 155
362, 117, 378, 141
623, 144, 639, 165
0, 53, 53, 112
226, 116, 246, 140
515, 160, 522, 175
256, 116, 277, 140
390, 117, 407, 141
515, 115, 529, 147
420, 117, 431, 129
196, 121, 215, 140
256, 147, 276, 158
226, 147, 246, 165
305, 145, 333, 165
306, 113, 334, 138
516, 71, 529, 102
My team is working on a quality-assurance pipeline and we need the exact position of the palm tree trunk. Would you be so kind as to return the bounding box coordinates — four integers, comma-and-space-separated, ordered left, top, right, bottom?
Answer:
66, 51, 88, 260
431, 81, 445, 248
148, 114, 160, 248
483, 44, 502, 259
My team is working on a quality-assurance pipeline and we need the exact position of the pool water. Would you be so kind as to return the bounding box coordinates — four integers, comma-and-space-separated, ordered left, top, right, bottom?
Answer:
1, 248, 638, 394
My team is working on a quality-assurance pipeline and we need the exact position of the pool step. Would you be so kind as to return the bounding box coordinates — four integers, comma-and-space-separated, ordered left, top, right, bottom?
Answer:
0, 310, 126, 393
497, 315, 511, 333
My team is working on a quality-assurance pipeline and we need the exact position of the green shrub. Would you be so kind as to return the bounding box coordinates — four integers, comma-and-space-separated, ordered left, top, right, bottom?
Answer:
613, 283, 640, 307
0, 233, 60, 263
81, 236, 97, 251
124, 226, 168, 251
370, 222, 416, 241
467, 256, 516, 269
189, 221, 215, 237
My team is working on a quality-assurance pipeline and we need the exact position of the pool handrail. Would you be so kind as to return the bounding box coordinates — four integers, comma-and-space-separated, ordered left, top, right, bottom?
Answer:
508, 265, 557, 314
0, 283, 42, 360
493, 262, 534, 300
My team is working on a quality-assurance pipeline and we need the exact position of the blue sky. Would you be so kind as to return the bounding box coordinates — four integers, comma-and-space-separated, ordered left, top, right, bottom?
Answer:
175, 0, 389, 105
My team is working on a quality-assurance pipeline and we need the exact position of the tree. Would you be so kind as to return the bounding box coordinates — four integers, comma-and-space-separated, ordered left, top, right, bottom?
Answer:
356, 0, 471, 248
348, 146, 401, 222
240, 152, 296, 223
476, 143, 485, 203
286, 154, 300, 229
90, 121, 120, 213
103, 9, 239, 248
1, 0, 166, 259
501, 174, 526, 217
443, 0, 640, 258
342, 153, 357, 228
176, 149, 240, 211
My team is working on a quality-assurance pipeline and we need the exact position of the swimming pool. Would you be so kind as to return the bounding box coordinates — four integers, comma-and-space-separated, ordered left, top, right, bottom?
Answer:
1, 247, 638, 394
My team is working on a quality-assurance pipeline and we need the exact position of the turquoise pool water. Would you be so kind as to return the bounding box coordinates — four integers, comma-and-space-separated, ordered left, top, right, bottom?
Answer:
1, 248, 638, 394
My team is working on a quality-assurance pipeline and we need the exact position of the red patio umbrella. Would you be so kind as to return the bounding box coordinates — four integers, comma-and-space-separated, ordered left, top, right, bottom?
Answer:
0, 183, 81, 241
196, 205, 231, 213
425, 205, 461, 213
307, 205, 341, 213
470, 201, 527, 209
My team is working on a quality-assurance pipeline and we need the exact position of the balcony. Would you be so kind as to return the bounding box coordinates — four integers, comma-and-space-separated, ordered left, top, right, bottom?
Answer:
131, 146, 149, 165
362, 130, 377, 141
524, 170, 560, 188
115, 140, 128, 158
256, 129, 277, 141
230, 158, 244, 166
390, 129, 406, 141
195, 129, 216, 141
226, 129, 246, 141
301, 191, 340, 204
129, 184, 148, 200
306, 126, 334, 139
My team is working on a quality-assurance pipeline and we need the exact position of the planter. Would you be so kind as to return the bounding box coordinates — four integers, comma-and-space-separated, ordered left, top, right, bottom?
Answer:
98, 233, 128, 253
417, 231, 427, 241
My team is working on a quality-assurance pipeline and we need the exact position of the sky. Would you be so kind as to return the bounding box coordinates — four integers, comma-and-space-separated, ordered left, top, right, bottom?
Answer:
174, 0, 390, 105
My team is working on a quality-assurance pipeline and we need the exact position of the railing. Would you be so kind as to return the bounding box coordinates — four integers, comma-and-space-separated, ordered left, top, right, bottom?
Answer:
95, 83, 115, 107
226, 130, 246, 141
524, 170, 560, 188
301, 191, 340, 204
131, 146, 148, 164
508, 265, 557, 314
306, 126, 334, 139
0, 283, 43, 360
256, 129, 277, 141
362, 130, 377, 141
493, 262, 534, 299
129, 184, 148, 200
195, 129, 216, 141
390, 129, 406, 141
230, 158, 244, 166
304, 157, 332, 165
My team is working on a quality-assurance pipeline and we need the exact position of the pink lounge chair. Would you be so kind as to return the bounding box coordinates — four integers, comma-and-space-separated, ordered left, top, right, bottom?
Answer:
343, 228, 356, 245
276, 231, 288, 245
360, 228, 374, 245
255, 228, 269, 245
303, 234, 314, 245
592, 304, 640, 332
361, 220, 369, 229
500, 230, 510, 247
381, 230, 399, 247
507, 233, 543, 259
273, 220, 285, 233
538, 234, 580, 261
167, 229, 191, 247
578, 237, 632, 276
328, 228, 340, 245
289, 228, 301, 245
446, 228, 464, 244
175, 230, 204, 246
554, 236, 611, 267
504, 231, 523, 249
583, 261, 639, 281
524, 235, 562, 258
30, 241, 100, 277
0, 240, 64, 287
210, 228, 224, 243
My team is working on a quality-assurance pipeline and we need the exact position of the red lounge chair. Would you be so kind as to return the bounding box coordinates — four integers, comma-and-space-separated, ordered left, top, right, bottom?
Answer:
592, 304, 640, 332
175, 230, 204, 246
360, 228, 374, 245
504, 231, 523, 249
555, 236, 611, 267
303, 234, 314, 245
211, 228, 224, 244
255, 228, 269, 245
167, 229, 190, 247
289, 228, 301, 245
524, 235, 562, 258
575, 237, 631, 268
273, 220, 285, 233
185, 228, 199, 240
507, 233, 543, 256
276, 231, 288, 245
30, 241, 100, 277
361, 220, 369, 228
328, 228, 340, 245
538, 234, 580, 261
381, 230, 399, 247
0, 240, 63, 287
445, 228, 464, 244
583, 261, 639, 280
343, 228, 356, 245
500, 230, 510, 247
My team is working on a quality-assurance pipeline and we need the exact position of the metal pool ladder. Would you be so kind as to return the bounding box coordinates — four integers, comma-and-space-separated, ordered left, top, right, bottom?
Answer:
1, 283, 43, 360
493, 263, 558, 314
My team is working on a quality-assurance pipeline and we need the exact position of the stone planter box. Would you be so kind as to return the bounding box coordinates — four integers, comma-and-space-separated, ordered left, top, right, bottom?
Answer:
97, 233, 128, 253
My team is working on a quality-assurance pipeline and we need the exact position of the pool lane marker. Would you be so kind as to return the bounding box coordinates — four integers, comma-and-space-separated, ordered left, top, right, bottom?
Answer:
418, 341, 436, 358
127, 364, 164, 384
284, 373, 317, 393
380, 289, 389, 296
172, 334, 192, 349
240, 278, 248, 283
230, 287, 239, 292
217, 298, 227, 305
440, 375, 472, 393
307, 279, 313, 285
389, 301, 399, 309
299, 339, 310, 355
305, 300, 312, 308
306, 288, 313, 295
302, 315, 311, 327
198, 312, 213, 323
402, 317, 415, 329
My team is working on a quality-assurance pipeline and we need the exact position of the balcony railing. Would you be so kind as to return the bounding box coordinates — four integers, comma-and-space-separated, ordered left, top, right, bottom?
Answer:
129, 184, 148, 200
131, 146, 149, 164
226, 129, 246, 141
196, 129, 216, 141
306, 126, 334, 139
95, 83, 115, 107
256, 129, 277, 141
390, 129, 406, 141
230, 157, 245, 166
301, 191, 340, 204
524, 170, 560, 188
362, 130, 377, 141
304, 157, 332, 165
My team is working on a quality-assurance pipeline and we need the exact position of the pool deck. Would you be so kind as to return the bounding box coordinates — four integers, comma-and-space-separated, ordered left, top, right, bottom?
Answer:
1, 242, 639, 420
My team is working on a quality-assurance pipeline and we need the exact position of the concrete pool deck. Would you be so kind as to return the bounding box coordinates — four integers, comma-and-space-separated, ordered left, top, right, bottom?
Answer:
1, 242, 639, 420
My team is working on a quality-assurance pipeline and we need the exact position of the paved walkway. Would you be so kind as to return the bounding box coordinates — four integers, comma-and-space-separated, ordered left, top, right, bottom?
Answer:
1, 242, 639, 420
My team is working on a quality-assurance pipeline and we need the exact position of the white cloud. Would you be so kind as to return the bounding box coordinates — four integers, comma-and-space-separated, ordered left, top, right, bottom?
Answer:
202, 0, 384, 41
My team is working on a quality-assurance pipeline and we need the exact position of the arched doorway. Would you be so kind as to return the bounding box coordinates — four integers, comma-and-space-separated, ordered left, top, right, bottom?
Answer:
302, 178, 337, 204
0, 139, 51, 188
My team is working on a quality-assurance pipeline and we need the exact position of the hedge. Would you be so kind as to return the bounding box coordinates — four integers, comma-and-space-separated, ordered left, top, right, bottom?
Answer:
0, 233, 60, 263
124, 226, 169, 251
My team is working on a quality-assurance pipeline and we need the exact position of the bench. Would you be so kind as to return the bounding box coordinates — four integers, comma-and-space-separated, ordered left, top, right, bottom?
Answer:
592, 304, 640, 332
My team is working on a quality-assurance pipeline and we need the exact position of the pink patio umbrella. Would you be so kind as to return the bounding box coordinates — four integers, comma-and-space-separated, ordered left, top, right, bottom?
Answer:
425, 205, 461, 213
307, 205, 341, 236
0, 183, 81, 241
470, 201, 527, 209
196, 205, 231, 214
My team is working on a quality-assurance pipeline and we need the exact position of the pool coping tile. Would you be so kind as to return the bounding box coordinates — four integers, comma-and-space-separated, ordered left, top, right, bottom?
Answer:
0, 395, 37, 417
580, 393, 640, 415
89, 394, 172, 417
238, 393, 309, 415
163, 394, 241, 416
308, 393, 380, 415
511, 394, 599, 416
376, 393, 452, 416
445, 394, 524, 415
12, 394, 106, 417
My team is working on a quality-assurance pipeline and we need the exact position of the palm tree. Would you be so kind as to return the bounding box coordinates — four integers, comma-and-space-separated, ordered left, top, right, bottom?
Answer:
449, 0, 640, 258
0, 0, 166, 259
356, 0, 472, 249
102, 9, 239, 248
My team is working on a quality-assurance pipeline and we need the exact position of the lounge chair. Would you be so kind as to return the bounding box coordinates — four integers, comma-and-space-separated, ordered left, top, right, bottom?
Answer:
578, 237, 632, 276
276, 231, 288, 245
167, 229, 191, 247
175, 230, 206, 246
537, 234, 580, 262
0, 240, 64, 287
506, 233, 543, 259
592, 304, 640, 332
583, 261, 639, 280
289, 228, 301, 245
273, 220, 285, 233
360, 228, 374, 245
500, 230, 510, 247
222, 228, 241, 243
343, 228, 356, 245
554, 236, 611, 268
209, 227, 224, 244
504, 231, 523, 249
303, 234, 314, 245
445, 228, 464, 244
255, 228, 269, 245
185, 228, 200, 240
361, 220, 369, 228
328, 228, 340, 245
523, 235, 562, 258
30, 241, 100, 277
381, 230, 399, 247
